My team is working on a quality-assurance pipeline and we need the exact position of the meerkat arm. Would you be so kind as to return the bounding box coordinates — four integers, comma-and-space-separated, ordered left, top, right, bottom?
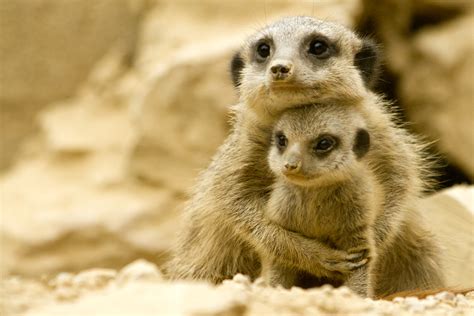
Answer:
225, 201, 368, 276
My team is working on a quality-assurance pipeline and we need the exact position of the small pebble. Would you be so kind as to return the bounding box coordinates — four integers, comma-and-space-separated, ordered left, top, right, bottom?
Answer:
404, 296, 419, 305
337, 286, 352, 297
50, 272, 74, 288
117, 259, 162, 284
73, 268, 116, 290
392, 297, 404, 303
232, 273, 251, 286
253, 277, 266, 287
407, 303, 426, 313
422, 296, 437, 308
435, 291, 455, 301
319, 284, 333, 294
54, 287, 78, 301
290, 286, 305, 294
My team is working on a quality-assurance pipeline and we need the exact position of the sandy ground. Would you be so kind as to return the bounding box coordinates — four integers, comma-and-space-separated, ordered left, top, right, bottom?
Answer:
1, 260, 473, 316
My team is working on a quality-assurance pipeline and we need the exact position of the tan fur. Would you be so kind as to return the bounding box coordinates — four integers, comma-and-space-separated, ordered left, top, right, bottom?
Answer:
262, 104, 380, 297
236, 16, 370, 123
260, 104, 444, 298
166, 16, 445, 297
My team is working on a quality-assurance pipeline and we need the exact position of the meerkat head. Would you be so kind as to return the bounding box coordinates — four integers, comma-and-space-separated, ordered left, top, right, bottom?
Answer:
268, 104, 371, 187
230, 16, 380, 118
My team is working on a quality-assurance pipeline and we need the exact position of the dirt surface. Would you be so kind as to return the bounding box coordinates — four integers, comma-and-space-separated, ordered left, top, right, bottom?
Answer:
1, 260, 473, 316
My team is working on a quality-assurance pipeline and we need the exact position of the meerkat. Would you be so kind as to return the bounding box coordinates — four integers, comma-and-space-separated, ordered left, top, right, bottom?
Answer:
167, 16, 444, 297
167, 16, 376, 283
261, 104, 379, 297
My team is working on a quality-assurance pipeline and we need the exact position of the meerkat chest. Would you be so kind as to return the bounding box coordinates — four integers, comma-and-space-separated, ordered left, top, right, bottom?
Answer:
265, 183, 364, 239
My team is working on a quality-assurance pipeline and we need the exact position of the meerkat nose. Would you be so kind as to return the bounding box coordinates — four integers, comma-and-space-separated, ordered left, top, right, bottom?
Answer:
270, 61, 293, 80
284, 161, 301, 172
271, 64, 290, 74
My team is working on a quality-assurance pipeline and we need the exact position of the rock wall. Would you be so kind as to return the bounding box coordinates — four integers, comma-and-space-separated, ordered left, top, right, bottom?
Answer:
0, 0, 361, 277
0, 0, 143, 170
361, 0, 474, 179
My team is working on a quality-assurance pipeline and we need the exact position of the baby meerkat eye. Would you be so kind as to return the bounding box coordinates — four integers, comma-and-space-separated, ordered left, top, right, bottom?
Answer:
313, 135, 337, 153
309, 39, 330, 59
275, 132, 288, 149
256, 43, 271, 60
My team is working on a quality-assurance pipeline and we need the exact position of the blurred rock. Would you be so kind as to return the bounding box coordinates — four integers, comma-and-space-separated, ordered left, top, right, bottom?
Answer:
421, 185, 474, 288
402, 15, 474, 179
0, 48, 182, 277
362, 0, 474, 179
0, 0, 362, 278
128, 0, 361, 189
129, 51, 234, 191
0, 0, 143, 170
117, 259, 163, 284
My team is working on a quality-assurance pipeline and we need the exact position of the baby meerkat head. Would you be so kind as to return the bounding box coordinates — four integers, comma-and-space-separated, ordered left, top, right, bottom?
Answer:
230, 16, 380, 117
268, 104, 370, 187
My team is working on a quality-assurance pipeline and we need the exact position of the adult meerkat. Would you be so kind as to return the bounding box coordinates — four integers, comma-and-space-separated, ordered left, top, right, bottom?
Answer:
262, 104, 379, 297
167, 16, 444, 297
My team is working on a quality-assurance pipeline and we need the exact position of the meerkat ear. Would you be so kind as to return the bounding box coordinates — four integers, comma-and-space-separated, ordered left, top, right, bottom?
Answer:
354, 38, 380, 88
353, 129, 370, 159
230, 52, 244, 88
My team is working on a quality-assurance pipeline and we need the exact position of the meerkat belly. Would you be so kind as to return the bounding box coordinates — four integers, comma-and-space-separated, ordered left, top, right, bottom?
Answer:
266, 187, 352, 239
265, 181, 372, 251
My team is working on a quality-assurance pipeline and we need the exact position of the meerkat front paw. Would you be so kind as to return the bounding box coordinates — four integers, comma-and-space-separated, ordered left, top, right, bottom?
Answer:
320, 249, 369, 274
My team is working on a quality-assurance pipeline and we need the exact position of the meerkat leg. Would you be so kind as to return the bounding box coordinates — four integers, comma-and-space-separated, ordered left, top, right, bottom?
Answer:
261, 257, 299, 288
341, 238, 373, 297
372, 219, 445, 298
344, 265, 371, 297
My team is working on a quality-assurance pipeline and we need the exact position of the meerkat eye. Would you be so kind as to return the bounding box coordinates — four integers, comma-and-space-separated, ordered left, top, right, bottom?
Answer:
314, 135, 336, 153
275, 132, 288, 149
309, 39, 330, 59
256, 43, 271, 59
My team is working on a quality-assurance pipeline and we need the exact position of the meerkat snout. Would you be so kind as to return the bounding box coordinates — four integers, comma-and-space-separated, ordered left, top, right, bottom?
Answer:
284, 159, 301, 173
282, 145, 303, 174
270, 60, 294, 81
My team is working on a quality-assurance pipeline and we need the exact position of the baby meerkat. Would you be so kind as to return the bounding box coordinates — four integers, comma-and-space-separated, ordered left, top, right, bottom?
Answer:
168, 16, 444, 297
262, 104, 380, 297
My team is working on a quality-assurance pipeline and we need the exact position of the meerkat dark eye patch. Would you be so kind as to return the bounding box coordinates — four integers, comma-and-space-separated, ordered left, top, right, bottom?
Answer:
309, 39, 330, 58
313, 134, 339, 157
256, 43, 271, 59
306, 35, 338, 59
275, 131, 288, 150
354, 38, 380, 88
230, 52, 245, 88
353, 129, 370, 159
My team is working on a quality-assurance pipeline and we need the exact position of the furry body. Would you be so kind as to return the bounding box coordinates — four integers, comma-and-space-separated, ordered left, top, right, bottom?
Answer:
167, 16, 445, 297
262, 105, 378, 297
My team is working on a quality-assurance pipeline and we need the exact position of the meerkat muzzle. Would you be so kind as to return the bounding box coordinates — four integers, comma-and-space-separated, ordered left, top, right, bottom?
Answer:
270, 60, 293, 81
284, 161, 300, 172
